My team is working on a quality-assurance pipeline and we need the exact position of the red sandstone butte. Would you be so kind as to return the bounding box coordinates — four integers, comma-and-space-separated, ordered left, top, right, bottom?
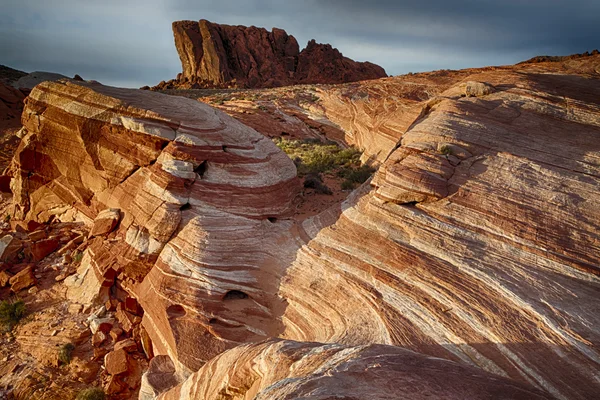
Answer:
170, 19, 386, 88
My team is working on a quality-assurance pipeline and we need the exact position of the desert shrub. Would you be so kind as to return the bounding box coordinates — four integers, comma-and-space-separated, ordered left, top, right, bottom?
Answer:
0, 298, 26, 331
73, 251, 84, 263
58, 343, 75, 365
274, 138, 362, 177
439, 145, 453, 156
76, 388, 105, 400
339, 165, 376, 189
341, 180, 356, 191
303, 173, 332, 195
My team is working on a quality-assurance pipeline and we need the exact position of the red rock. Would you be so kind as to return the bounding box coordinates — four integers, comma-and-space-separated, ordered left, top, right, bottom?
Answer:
93, 347, 109, 361
105, 374, 127, 395
169, 20, 386, 89
139, 325, 154, 360
105, 298, 119, 312
92, 331, 108, 347
114, 338, 137, 353
27, 230, 47, 242
89, 208, 121, 238
116, 308, 135, 334
104, 349, 129, 375
0, 235, 23, 263
9, 265, 35, 292
0, 270, 12, 287
109, 327, 123, 342
124, 297, 140, 315
30, 238, 59, 262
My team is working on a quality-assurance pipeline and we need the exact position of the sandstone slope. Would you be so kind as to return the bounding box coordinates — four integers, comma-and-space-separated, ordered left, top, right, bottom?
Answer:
2, 54, 600, 400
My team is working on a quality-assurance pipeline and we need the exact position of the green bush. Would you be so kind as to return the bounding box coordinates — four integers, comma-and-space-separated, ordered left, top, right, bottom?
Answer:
439, 145, 453, 156
303, 173, 332, 195
76, 388, 106, 400
0, 298, 26, 331
58, 343, 75, 365
73, 251, 84, 263
274, 138, 362, 177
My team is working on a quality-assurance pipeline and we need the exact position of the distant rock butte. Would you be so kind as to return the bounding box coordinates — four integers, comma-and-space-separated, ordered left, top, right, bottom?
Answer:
166, 19, 387, 89
5, 53, 600, 399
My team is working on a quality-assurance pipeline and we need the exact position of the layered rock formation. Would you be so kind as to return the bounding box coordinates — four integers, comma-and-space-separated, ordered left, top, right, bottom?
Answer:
4, 54, 600, 400
169, 19, 386, 88
6, 79, 300, 378
145, 339, 552, 400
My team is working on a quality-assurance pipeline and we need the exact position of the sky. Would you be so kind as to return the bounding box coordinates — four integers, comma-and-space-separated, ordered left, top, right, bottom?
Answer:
1, 0, 598, 88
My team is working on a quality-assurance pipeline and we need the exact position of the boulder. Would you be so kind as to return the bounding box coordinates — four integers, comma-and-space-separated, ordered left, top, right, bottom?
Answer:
89, 208, 121, 237
0, 235, 22, 262
104, 349, 129, 375
9, 265, 35, 292
92, 330, 108, 347
114, 338, 137, 353
30, 238, 59, 261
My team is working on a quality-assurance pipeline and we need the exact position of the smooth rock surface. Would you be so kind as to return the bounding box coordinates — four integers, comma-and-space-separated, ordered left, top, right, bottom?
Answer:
152, 339, 552, 400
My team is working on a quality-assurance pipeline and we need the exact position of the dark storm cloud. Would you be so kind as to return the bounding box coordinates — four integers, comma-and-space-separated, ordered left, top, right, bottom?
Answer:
0, 0, 598, 87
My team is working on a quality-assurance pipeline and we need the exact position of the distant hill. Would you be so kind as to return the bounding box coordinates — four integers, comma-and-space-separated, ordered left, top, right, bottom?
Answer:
0, 65, 27, 86
520, 49, 599, 64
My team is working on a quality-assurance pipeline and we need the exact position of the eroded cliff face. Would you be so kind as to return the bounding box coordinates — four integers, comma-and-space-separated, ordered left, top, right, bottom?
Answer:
170, 20, 387, 88
4, 55, 600, 400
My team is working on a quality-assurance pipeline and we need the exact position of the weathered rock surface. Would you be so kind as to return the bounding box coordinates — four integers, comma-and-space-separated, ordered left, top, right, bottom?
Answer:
6, 55, 600, 400
7, 78, 300, 375
169, 20, 386, 89
150, 339, 552, 400
146, 56, 600, 399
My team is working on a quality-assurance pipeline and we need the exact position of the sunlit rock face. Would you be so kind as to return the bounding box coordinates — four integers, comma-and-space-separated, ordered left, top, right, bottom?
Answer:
7, 55, 600, 400
8, 79, 301, 373
278, 60, 600, 400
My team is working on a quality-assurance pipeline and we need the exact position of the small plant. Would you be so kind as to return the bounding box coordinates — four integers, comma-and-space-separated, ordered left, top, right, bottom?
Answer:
341, 180, 356, 191
76, 388, 106, 400
58, 343, 75, 365
439, 145, 453, 156
0, 298, 26, 332
339, 164, 376, 190
303, 173, 332, 195
73, 251, 84, 264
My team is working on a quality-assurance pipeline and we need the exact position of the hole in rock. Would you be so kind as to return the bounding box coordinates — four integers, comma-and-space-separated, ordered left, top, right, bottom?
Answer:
209, 318, 218, 324
222, 145, 228, 152
180, 203, 191, 211
166, 304, 186, 319
194, 161, 207, 178
403, 201, 419, 207
267, 217, 277, 223
223, 290, 249, 301
160, 141, 169, 150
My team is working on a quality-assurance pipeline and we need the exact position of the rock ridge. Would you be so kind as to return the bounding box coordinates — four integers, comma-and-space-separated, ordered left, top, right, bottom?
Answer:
165, 19, 387, 89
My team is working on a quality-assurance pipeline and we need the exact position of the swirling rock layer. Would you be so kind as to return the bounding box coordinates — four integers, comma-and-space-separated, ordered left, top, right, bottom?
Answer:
148, 339, 552, 400
170, 19, 386, 88
7, 79, 301, 375
5, 55, 600, 400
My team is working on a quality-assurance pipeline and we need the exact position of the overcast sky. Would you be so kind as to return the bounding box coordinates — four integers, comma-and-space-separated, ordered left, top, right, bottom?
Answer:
1, 0, 598, 88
